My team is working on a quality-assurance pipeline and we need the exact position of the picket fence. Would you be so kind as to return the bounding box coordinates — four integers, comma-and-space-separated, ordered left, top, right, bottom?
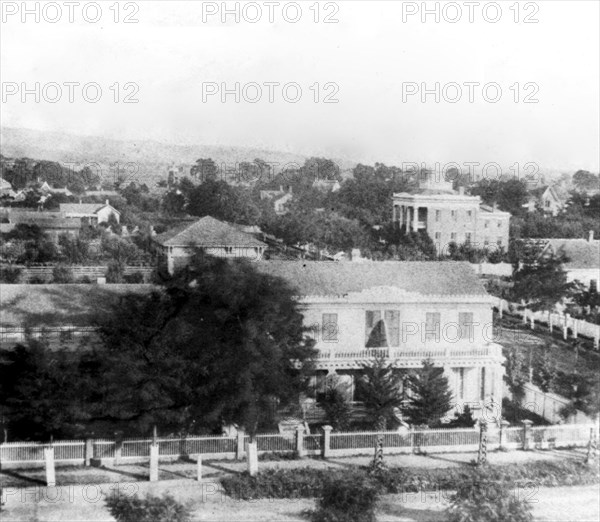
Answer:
496, 298, 600, 349
1, 423, 597, 469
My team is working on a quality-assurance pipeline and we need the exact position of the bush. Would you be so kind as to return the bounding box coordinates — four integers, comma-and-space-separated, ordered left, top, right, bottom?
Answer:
124, 271, 145, 284
105, 492, 191, 522
0, 266, 21, 283
447, 468, 533, 522
312, 474, 379, 522
106, 260, 124, 283
52, 263, 74, 283
222, 459, 599, 500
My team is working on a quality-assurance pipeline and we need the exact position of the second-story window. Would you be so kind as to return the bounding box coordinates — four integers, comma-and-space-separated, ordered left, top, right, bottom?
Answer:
465, 232, 472, 243
424, 312, 441, 342
451, 210, 457, 221
435, 210, 441, 222
322, 313, 338, 342
467, 210, 472, 220
459, 312, 474, 341
450, 232, 457, 241
365, 310, 400, 347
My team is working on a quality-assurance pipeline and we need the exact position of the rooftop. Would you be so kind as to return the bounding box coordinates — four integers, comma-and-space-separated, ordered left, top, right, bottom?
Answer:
60, 202, 119, 215
255, 261, 489, 297
0, 284, 156, 327
154, 216, 267, 248
541, 238, 600, 269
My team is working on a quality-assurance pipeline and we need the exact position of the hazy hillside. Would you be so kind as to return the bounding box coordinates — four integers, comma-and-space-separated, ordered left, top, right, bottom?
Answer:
1, 127, 357, 186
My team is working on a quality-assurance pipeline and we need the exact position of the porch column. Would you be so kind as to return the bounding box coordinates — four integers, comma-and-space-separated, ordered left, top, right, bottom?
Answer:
412, 206, 419, 232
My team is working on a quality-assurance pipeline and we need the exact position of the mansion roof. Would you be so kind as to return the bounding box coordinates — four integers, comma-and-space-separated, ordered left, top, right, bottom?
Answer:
0, 263, 488, 327
255, 261, 488, 298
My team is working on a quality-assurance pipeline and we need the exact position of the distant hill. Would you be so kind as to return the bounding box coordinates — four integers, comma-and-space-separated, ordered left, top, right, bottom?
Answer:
1, 127, 357, 186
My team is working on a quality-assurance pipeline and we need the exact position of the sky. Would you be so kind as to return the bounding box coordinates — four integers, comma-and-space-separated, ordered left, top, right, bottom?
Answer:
1, 0, 599, 173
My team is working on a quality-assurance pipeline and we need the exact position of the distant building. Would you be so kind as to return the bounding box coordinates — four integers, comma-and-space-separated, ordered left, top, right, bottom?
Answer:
312, 179, 341, 192
540, 186, 568, 216
60, 200, 120, 225
2, 210, 81, 242
260, 186, 293, 214
538, 233, 600, 290
0, 177, 16, 198
392, 174, 510, 254
40, 181, 72, 197
153, 216, 268, 274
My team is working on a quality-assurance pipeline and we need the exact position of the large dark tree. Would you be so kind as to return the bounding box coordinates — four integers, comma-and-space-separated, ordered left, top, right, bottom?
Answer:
95, 256, 316, 437
404, 359, 453, 427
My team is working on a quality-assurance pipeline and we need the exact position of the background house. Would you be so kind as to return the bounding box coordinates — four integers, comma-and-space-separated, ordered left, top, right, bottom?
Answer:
260, 186, 293, 215
153, 216, 268, 274
539, 233, 600, 290
60, 200, 120, 225
540, 186, 568, 216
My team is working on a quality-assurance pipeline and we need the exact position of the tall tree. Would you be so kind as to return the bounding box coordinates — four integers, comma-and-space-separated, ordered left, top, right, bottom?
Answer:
356, 355, 404, 472
404, 359, 453, 427
510, 243, 576, 312
96, 256, 316, 437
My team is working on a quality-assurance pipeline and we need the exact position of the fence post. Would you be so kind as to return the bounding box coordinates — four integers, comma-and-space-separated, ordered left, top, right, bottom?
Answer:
549, 314, 553, 333
149, 427, 159, 482
530, 314, 535, 330
585, 428, 598, 466
44, 445, 56, 487
236, 430, 246, 460
114, 439, 123, 466
296, 425, 306, 458
322, 425, 332, 459
196, 455, 202, 481
499, 420, 510, 450
521, 420, 533, 451
563, 316, 568, 340
477, 421, 488, 466
498, 300, 503, 318
84, 438, 93, 466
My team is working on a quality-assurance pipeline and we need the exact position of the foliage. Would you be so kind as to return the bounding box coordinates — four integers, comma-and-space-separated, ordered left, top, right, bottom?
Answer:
404, 359, 453, 426
447, 405, 476, 428
0, 265, 22, 283
52, 263, 74, 283
124, 271, 145, 284
471, 179, 529, 216
95, 256, 316, 436
105, 260, 125, 283
556, 373, 600, 419
0, 339, 101, 439
447, 468, 533, 522
533, 345, 558, 393
320, 376, 351, 431
356, 355, 404, 431
504, 350, 528, 402
572, 170, 599, 192
105, 493, 191, 522
312, 473, 379, 522
222, 459, 599, 500
58, 235, 90, 264
510, 242, 575, 312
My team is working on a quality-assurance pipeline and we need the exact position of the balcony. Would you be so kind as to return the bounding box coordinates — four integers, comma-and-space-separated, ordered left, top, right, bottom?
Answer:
315, 343, 503, 369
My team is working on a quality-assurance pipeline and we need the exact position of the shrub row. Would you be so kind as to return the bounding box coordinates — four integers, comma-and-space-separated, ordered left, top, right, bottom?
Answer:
221, 459, 599, 500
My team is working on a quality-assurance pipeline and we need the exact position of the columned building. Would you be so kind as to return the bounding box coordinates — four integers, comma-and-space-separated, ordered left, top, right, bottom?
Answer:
392, 176, 510, 254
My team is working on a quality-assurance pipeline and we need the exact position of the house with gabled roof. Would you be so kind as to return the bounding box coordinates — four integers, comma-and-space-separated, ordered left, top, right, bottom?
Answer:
60, 200, 120, 225
0, 177, 16, 198
540, 185, 568, 216
153, 216, 268, 274
538, 234, 600, 290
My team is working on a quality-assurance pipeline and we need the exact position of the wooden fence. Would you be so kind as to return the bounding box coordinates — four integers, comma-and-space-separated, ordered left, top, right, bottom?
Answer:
1, 423, 597, 469
1, 264, 155, 283
496, 298, 600, 349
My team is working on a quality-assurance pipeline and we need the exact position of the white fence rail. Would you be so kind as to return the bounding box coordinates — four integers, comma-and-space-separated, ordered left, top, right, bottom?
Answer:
496, 298, 600, 349
1, 423, 597, 469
